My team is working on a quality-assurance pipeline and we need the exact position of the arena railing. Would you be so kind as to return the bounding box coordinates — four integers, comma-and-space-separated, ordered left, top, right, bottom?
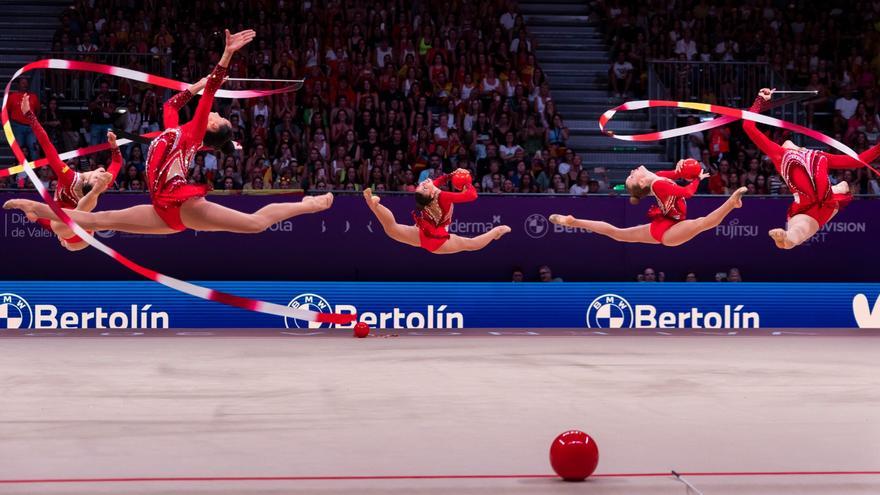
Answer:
647, 60, 805, 161
1, 188, 878, 199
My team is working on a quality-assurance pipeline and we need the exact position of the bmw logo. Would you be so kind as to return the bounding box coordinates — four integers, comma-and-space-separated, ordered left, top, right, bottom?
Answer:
0, 293, 33, 330
285, 293, 334, 329
586, 294, 634, 328
524, 213, 550, 239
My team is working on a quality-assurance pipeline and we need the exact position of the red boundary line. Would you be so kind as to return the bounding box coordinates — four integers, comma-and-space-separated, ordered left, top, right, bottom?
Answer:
1, 471, 879, 484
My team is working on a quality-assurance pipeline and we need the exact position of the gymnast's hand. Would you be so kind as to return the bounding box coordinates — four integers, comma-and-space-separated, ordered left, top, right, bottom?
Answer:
106, 130, 118, 150
698, 170, 711, 180
758, 87, 775, 101
189, 77, 209, 95
224, 29, 256, 55
20, 94, 30, 115
87, 169, 113, 195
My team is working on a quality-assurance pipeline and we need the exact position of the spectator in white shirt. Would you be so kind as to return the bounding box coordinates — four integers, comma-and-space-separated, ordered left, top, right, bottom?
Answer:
674, 30, 697, 60
203, 151, 218, 172
375, 38, 393, 68
714, 38, 738, 61
509, 29, 531, 53
834, 87, 859, 133
500, 1, 516, 31
569, 170, 591, 195
499, 131, 523, 163
610, 52, 633, 98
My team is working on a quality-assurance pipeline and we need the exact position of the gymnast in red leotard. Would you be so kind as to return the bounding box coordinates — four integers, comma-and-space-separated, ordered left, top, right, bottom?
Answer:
5, 29, 334, 235
21, 97, 121, 251
743, 88, 877, 249
363, 170, 510, 254
550, 159, 747, 246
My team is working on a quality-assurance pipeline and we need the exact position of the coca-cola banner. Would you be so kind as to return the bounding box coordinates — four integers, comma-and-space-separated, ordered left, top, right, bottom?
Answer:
1, 192, 877, 282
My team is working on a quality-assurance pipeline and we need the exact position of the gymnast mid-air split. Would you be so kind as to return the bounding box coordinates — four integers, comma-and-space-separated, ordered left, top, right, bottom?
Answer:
551, 159, 746, 247
19, 96, 121, 251
4, 30, 879, 255
4, 29, 334, 236
743, 88, 880, 249
364, 170, 511, 254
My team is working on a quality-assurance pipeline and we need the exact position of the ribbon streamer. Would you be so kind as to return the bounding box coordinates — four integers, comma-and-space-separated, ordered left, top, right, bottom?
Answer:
1, 59, 298, 178
598, 100, 878, 176
2, 58, 354, 326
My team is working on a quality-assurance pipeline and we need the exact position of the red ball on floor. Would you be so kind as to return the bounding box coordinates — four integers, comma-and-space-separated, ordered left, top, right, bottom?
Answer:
549, 430, 599, 481
353, 322, 370, 338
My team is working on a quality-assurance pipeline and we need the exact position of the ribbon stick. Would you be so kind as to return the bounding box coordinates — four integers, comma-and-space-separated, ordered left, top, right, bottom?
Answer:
598, 99, 879, 176
2, 59, 354, 326
1, 132, 162, 178
227, 77, 305, 83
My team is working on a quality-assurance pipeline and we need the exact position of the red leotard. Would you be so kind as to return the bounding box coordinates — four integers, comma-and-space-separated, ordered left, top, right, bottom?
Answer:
146, 64, 227, 231
412, 174, 478, 252
646, 162, 701, 243
743, 96, 865, 226
27, 111, 122, 244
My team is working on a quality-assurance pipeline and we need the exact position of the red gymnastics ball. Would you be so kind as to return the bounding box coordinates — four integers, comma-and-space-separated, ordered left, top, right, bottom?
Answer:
451, 170, 472, 189
353, 322, 370, 338
678, 158, 702, 180
549, 430, 599, 481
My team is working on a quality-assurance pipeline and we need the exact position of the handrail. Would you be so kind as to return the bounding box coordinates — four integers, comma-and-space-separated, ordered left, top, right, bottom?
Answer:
1, 188, 878, 199
646, 59, 806, 159
646, 59, 772, 67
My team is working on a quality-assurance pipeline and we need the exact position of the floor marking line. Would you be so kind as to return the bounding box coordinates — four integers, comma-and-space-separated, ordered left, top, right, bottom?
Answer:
2, 471, 879, 484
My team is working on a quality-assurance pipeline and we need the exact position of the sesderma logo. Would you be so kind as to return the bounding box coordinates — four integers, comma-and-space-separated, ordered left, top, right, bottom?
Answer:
852, 294, 880, 328
285, 293, 464, 329
586, 294, 760, 328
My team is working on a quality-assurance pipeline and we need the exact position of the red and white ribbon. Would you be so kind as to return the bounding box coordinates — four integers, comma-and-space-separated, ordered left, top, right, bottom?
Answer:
1, 59, 297, 178
599, 100, 877, 174
2, 59, 354, 326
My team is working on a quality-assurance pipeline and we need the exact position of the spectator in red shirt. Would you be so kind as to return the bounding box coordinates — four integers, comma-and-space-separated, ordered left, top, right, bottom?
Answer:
8, 77, 40, 160
708, 126, 730, 159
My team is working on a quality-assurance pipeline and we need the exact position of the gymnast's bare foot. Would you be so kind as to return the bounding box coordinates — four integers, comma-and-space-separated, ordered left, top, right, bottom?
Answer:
768, 228, 791, 249
493, 225, 512, 239
363, 188, 380, 206
731, 187, 748, 208
3, 198, 42, 221
302, 192, 334, 212
549, 214, 575, 226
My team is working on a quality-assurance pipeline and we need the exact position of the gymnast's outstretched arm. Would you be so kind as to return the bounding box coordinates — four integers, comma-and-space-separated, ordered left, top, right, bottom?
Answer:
186, 29, 255, 144
743, 89, 784, 165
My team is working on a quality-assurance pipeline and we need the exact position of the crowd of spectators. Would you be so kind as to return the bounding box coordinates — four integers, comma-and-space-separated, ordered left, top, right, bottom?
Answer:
5, 0, 880, 200
511, 265, 563, 282
509, 265, 743, 282
636, 266, 742, 282
0, 0, 620, 197
601, 0, 880, 196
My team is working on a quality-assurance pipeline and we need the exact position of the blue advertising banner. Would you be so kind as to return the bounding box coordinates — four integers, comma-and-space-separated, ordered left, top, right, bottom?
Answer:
0, 281, 878, 329
2, 193, 879, 282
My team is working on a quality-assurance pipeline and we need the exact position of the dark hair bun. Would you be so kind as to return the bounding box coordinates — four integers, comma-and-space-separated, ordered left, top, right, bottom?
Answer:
219, 140, 237, 155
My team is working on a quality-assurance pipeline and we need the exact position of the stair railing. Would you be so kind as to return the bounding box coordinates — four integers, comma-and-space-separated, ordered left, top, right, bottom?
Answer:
647, 60, 805, 161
